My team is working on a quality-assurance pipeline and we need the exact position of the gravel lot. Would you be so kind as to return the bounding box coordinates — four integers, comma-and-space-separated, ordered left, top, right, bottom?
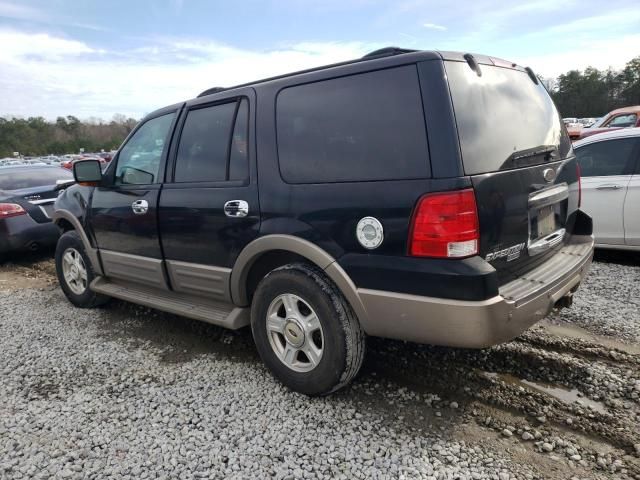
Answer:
0, 253, 639, 479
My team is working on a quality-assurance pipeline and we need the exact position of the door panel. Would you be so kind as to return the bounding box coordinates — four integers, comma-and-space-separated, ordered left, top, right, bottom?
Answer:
158, 89, 259, 296
625, 174, 640, 246
89, 108, 179, 288
159, 185, 260, 268
580, 175, 630, 245
91, 187, 162, 257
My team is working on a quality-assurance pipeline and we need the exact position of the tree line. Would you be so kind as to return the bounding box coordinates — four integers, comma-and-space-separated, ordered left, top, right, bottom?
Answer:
545, 56, 640, 118
0, 114, 138, 158
1, 55, 639, 157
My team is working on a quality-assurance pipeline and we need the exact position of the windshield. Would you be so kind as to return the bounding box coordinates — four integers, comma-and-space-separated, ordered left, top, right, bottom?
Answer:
445, 61, 571, 175
0, 168, 73, 191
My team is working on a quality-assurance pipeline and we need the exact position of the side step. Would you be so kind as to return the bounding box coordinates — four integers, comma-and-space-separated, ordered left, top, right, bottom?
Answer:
91, 277, 249, 329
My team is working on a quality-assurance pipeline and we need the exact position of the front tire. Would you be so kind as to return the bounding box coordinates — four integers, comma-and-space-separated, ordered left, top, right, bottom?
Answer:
251, 263, 365, 396
55, 231, 109, 308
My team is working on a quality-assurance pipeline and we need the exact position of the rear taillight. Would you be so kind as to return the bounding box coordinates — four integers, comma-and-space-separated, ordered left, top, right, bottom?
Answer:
409, 189, 479, 258
0, 203, 27, 219
576, 162, 582, 208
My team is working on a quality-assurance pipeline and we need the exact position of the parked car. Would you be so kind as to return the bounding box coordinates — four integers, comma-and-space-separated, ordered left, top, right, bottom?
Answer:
579, 118, 597, 128
0, 165, 74, 260
574, 128, 640, 250
53, 48, 594, 395
578, 106, 640, 140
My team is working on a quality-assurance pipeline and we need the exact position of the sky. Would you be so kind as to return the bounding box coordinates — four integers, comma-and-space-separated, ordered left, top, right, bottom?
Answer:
1, 0, 639, 119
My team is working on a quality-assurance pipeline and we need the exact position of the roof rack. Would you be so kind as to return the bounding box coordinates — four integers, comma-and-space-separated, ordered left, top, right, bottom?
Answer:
197, 46, 418, 98
197, 86, 227, 97
361, 47, 417, 59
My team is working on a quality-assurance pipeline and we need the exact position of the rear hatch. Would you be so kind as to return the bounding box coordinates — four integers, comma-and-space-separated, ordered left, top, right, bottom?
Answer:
444, 57, 578, 283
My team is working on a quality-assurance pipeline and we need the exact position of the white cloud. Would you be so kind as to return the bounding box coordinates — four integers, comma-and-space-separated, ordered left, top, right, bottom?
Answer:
0, 28, 374, 119
519, 34, 640, 78
423, 22, 446, 31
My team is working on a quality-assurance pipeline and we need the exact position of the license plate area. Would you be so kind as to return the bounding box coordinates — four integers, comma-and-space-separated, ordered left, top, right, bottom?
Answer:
528, 190, 568, 256
532, 205, 556, 240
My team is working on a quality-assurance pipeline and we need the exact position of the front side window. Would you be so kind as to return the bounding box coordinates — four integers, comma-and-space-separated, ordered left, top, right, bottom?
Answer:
606, 114, 637, 128
115, 113, 175, 185
276, 66, 430, 183
576, 138, 638, 177
174, 99, 249, 183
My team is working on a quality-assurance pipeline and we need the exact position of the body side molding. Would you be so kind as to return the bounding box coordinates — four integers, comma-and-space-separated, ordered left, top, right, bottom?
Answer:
52, 208, 103, 276
230, 234, 370, 326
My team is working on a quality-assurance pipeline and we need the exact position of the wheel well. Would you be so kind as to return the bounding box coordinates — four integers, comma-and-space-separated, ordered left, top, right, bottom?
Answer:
245, 250, 312, 302
56, 219, 74, 232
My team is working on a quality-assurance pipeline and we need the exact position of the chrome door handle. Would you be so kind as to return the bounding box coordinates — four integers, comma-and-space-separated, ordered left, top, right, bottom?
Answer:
596, 184, 623, 190
131, 199, 149, 215
224, 200, 249, 218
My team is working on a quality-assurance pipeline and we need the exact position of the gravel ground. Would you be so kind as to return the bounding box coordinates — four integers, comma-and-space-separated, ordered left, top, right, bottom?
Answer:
0, 254, 639, 480
550, 251, 640, 343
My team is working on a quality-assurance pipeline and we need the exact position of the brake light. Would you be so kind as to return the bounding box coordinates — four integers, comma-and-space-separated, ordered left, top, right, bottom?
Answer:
0, 203, 27, 218
409, 189, 479, 258
576, 162, 582, 208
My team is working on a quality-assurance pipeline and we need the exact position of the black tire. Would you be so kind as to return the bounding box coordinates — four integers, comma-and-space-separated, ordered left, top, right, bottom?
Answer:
251, 263, 365, 396
55, 230, 109, 308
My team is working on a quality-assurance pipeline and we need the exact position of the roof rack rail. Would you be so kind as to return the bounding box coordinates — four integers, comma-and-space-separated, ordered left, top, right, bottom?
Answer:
197, 86, 226, 98
362, 47, 417, 59
197, 46, 420, 98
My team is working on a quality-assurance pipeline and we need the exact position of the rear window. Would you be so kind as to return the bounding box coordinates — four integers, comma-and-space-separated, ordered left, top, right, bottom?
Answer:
0, 168, 72, 191
446, 61, 571, 175
276, 65, 430, 183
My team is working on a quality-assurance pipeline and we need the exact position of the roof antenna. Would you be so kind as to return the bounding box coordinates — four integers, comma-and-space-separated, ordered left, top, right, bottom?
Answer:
463, 54, 482, 77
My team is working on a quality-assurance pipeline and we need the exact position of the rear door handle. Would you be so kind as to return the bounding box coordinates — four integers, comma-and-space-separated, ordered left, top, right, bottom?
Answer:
224, 200, 249, 218
131, 199, 149, 215
596, 184, 623, 190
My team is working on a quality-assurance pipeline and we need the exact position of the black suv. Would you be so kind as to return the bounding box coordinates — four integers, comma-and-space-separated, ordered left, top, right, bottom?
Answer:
53, 48, 594, 395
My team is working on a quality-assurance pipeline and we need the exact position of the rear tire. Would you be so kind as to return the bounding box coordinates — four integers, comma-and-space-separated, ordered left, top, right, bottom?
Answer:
55, 230, 109, 308
251, 263, 365, 396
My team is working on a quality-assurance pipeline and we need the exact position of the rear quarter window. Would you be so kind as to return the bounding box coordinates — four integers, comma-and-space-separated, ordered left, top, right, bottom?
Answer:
276, 65, 430, 183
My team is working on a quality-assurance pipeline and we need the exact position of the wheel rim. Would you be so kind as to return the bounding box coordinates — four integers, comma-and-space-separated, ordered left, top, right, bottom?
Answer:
61, 247, 88, 295
266, 293, 324, 373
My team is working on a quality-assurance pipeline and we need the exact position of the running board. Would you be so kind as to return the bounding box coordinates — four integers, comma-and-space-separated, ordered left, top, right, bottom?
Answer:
90, 277, 249, 329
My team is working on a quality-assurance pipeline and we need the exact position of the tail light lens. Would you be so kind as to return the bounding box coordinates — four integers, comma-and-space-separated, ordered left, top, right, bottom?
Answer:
0, 203, 27, 219
409, 189, 479, 258
576, 162, 582, 208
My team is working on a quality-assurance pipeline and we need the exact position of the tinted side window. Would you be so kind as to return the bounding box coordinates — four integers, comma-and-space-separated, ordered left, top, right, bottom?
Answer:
576, 138, 638, 177
116, 113, 175, 185
229, 98, 249, 181
276, 66, 430, 183
175, 102, 237, 183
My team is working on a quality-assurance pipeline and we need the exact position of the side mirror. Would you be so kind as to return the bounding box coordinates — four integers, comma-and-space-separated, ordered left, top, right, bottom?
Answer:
73, 160, 102, 185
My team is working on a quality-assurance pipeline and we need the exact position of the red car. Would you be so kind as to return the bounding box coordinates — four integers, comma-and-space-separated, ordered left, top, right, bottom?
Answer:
61, 156, 107, 170
578, 105, 640, 140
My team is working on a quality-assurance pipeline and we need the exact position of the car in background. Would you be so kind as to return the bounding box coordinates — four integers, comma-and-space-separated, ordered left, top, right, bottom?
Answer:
566, 121, 583, 140
0, 165, 74, 260
574, 128, 640, 250
579, 118, 597, 128
61, 155, 107, 170
578, 106, 640, 140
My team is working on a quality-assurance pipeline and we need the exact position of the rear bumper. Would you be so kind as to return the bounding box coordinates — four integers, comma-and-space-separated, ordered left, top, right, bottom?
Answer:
0, 215, 61, 254
357, 234, 594, 348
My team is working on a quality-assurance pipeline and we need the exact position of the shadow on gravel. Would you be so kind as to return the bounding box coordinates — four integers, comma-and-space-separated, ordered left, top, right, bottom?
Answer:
95, 300, 259, 365
593, 249, 640, 266
0, 248, 55, 268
